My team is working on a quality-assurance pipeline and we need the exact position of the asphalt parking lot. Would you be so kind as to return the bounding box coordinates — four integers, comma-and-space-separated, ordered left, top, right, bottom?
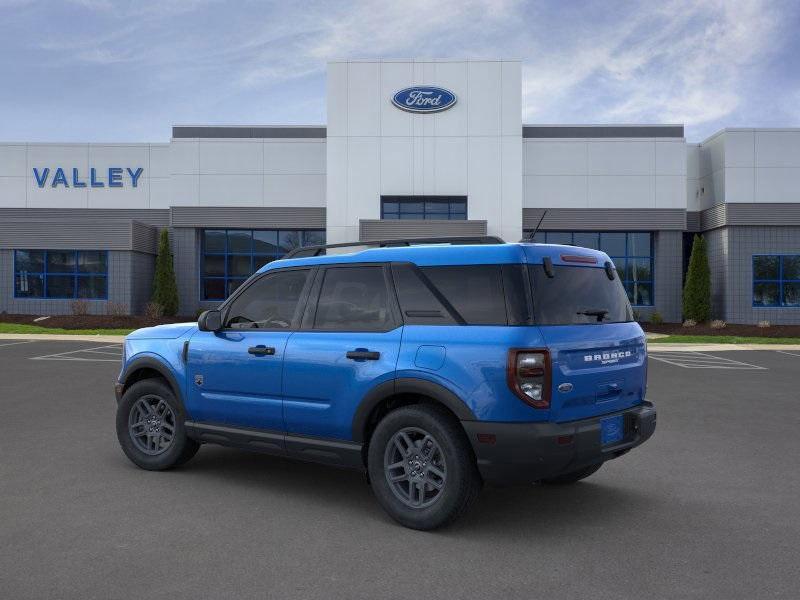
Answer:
1, 340, 799, 599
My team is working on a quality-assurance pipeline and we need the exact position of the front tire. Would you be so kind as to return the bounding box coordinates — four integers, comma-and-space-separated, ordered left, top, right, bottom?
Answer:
367, 404, 481, 530
116, 378, 199, 471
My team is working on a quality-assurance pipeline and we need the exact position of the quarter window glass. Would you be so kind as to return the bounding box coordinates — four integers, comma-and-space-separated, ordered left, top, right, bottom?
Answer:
391, 264, 456, 325
421, 265, 507, 325
226, 269, 310, 329
314, 267, 392, 331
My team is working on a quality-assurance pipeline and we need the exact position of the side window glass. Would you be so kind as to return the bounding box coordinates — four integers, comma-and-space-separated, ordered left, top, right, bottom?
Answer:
391, 264, 456, 325
226, 269, 310, 329
421, 265, 508, 325
314, 267, 392, 331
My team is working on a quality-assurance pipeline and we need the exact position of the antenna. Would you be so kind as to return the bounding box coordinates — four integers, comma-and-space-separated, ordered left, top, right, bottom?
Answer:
527, 210, 548, 241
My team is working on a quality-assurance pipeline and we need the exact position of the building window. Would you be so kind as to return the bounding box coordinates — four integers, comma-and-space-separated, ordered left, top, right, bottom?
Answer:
525, 231, 654, 306
201, 229, 325, 300
14, 250, 108, 299
753, 255, 800, 307
381, 196, 467, 220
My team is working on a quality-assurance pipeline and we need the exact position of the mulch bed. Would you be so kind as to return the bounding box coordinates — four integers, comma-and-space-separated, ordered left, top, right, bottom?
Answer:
0, 313, 192, 330
642, 322, 800, 338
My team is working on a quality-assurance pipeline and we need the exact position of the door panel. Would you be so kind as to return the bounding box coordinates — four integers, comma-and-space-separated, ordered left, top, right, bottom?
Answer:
185, 266, 313, 432
282, 264, 402, 441
186, 330, 290, 431
282, 329, 402, 439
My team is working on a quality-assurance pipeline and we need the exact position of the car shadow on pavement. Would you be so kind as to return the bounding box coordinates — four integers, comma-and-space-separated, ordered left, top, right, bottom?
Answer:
140, 444, 659, 536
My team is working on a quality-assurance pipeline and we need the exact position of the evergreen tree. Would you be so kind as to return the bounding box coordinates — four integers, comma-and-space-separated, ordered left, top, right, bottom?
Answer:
151, 229, 179, 316
682, 234, 711, 322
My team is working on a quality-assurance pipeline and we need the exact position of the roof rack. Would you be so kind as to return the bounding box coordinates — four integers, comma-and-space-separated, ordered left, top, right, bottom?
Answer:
284, 235, 505, 259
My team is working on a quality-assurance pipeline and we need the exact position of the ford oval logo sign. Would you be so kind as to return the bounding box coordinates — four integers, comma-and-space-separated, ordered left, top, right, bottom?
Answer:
392, 86, 457, 113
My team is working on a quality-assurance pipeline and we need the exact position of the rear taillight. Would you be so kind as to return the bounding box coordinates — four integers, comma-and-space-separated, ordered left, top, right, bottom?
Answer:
507, 349, 551, 409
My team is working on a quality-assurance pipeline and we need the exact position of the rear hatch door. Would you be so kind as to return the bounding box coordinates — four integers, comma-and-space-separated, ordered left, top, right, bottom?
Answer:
527, 257, 646, 423
539, 323, 646, 422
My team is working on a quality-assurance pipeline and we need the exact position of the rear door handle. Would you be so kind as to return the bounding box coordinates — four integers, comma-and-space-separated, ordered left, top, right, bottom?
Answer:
346, 350, 381, 360
248, 345, 275, 356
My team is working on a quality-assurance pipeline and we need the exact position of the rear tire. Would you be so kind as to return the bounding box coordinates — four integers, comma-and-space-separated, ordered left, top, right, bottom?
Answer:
367, 404, 481, 530
540, 462, 603, 485
116, 378, 199, 471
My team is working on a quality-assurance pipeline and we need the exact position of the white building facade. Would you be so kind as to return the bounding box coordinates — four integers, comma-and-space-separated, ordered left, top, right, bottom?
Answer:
1, 59, 799, 323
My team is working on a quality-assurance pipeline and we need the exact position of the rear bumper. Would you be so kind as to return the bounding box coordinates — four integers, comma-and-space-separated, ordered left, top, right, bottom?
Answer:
462, 401, 656, 485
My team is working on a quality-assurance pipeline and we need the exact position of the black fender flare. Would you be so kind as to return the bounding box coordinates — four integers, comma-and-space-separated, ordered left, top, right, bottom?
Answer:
118, 356, 185, 409
351, 377, 476, 443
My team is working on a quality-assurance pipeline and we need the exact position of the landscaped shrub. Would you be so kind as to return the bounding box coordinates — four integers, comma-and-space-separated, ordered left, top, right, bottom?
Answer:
151, 229, 179, 317
70, 299, 90, 316
710, 319, 726, 329
650, 311, 664, 324
757, 320, 771, 328
106, 302, 127, 317
682, 319, 697, 328
144, 301, 164, 320
683, 234, 711, 322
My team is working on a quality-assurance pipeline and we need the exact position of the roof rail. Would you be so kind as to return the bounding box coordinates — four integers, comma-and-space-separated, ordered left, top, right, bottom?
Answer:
283, 235, 505, 259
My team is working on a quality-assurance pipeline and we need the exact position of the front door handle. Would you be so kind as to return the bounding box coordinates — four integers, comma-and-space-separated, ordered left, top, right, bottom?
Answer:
346, 349, 381, 360
248, 345, 275, 356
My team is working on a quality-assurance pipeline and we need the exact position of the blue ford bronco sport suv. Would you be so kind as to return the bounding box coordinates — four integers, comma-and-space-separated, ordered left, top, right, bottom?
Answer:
115, 236, 656, 530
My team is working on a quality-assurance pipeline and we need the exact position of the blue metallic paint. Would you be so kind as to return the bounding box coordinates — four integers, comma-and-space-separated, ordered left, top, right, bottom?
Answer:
118, 243, 648, 448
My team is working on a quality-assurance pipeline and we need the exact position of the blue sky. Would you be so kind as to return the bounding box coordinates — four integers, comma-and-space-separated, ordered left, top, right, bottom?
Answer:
1, 0, 798, 142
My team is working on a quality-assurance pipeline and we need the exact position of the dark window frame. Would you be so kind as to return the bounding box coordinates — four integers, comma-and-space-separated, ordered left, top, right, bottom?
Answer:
13, 249, 108, 300
524, 230, 654, 307
201, 228, 325, 301
380, 196, 467, 221
752, 254, 800, 308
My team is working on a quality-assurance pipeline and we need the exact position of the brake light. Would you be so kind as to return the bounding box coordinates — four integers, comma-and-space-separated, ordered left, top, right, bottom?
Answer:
560, 254, 597, 264
507, 349, 551, 409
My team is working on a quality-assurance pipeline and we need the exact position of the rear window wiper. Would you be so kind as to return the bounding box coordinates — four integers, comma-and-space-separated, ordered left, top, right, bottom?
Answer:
576, 308, 609, 322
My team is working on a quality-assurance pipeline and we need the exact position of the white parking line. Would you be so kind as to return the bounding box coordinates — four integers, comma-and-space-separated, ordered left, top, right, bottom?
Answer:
776, 350, 800, 358
0, 340, 36, 348
31, 344, 122, 362
649, 351, 766, 370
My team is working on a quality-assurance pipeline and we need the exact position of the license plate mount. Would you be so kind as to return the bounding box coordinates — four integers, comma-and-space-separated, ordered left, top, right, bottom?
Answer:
600, 414, 624, 446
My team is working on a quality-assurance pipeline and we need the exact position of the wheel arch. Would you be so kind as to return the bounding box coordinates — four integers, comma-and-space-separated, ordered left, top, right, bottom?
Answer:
119, 356, 184, 410
352, 378, 476, 446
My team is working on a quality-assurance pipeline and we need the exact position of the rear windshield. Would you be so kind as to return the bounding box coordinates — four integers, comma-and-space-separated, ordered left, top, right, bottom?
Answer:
529, 265, 634, 325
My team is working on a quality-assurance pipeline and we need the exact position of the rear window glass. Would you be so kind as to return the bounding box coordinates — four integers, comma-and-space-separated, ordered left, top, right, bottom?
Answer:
421, 265, 507, 325
529, 265, 633, 325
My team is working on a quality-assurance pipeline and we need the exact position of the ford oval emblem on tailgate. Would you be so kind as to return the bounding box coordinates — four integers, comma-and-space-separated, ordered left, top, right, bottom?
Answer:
558, 383, 574, 393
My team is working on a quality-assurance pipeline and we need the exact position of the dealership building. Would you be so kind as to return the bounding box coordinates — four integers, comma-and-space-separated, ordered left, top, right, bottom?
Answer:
1, 59, 799, 323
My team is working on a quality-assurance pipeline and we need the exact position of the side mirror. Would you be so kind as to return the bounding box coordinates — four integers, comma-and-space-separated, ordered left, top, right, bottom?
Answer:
198, 309, 223, 332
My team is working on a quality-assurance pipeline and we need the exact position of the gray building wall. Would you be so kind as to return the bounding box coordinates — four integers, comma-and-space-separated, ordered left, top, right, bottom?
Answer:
704, 228, 729, 320
0, 250, 153, 316
724, 226, 800, 324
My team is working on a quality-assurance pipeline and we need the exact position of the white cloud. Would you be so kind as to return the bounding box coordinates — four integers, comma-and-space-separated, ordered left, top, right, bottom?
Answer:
521, 0, 784, 131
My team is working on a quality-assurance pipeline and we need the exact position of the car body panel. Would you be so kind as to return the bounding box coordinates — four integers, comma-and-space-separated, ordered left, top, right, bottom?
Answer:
282, 328, 403, 439
116, 242, 654, 481
185, 329, 291, 430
